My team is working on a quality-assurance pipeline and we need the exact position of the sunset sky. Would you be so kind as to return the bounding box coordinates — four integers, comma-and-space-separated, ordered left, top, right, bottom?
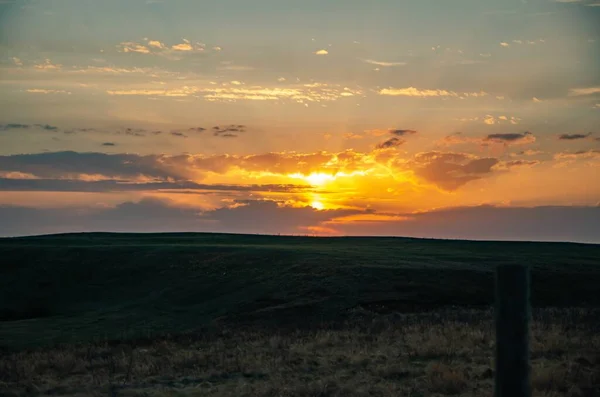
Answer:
0, 0, 599, 242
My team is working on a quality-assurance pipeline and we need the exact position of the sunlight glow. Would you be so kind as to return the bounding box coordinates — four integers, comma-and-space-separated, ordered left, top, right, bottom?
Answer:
288, 171, 368, 186
311, 200, 325, 210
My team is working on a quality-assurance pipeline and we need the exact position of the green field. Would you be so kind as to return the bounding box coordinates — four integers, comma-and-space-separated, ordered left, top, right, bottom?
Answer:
1, 233, 599, 351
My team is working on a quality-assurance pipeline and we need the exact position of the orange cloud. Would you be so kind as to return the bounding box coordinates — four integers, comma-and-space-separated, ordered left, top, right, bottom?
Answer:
379, 87, 487, 98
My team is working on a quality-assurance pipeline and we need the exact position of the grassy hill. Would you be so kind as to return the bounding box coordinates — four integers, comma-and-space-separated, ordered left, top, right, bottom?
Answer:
1, 233, 599, 350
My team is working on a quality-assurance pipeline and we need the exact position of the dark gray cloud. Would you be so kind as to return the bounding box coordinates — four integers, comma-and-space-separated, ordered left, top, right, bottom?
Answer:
64, 128, 97, 135
213, 125, 246, 138
33, 124, 58, 131
389, 129, 417, 137
0, 151, 337, 181
0, 123, 58, 131
0, 178, 309, 193
408, 152, 499, 190
484, 131, 533, 143
333, 205, 600, 244
189, 127, 206, 132
376, 129, 417, 148
558, 132, 592, 140
0, 198, 362, 237
170, 132, 188, 138
0, 151, 187, 180
377, 137, 405, 149
0, 200, 598, 243
0, 123, 30, 130
101, 142, 116, 147
122, 128, 146, 137
505, 160, 539, 167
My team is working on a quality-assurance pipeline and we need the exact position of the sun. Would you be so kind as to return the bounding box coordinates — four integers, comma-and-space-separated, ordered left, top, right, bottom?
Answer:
311, 200, 325, 210
288, 172, 335, 186
305, 173, 335, 186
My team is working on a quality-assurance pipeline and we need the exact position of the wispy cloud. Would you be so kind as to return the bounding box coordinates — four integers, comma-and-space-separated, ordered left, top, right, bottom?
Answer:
26, 89, 71, 95
482, 115, 520, 125
147, 40, 166, 49
558, 132, 592, 140
34, 59, 62, 70
553, 0, 600, 6
439, 131, 534, 146
0, 123, 58, 131
314, 49, 329, 55
363, 59, 407, 67
554, 149, 600, 160
106, 87, 198, 97
171, 42, 193, 51
484, 131, 535, 145
379, 87, 487, 98
568, 87, 600, 96
376, 137, 405, 149
117, 41, 151, 54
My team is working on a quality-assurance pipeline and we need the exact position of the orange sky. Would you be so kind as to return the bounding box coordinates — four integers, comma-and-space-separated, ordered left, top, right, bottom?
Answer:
0, 0, 599, 241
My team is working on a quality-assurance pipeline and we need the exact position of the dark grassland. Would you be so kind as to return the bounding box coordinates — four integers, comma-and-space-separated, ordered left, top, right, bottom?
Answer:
1, 233, 599, 396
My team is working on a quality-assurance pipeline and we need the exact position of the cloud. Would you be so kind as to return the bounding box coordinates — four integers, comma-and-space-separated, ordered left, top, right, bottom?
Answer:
558, 132, 592, 140
106, 87, 198, 97
439, 130, 532, 147
533, 97, 542, 102
34, 59, 62, 70
0, 198, 365, 237
11, 57, 23, 66
484, 131, 535, 145
1, 201, 598, 242
379, 87, 487, 98
101, 142, 116, 147
376, 137, 405, 149
0, 151, 191, 181
554, 0, 600, 6
500, 42, 510, 47
504, 160, 540, 167
389, 129, 417, 137
170, 132, 188, 138
33, 124, 58, 131
189, 127, 206, 132
0, 148, 526, 193
363, 59, 407, 67
408, 152, 499, 191
554, 150, 600, 160
171, 42, 193, 51
26, 89, 71, 95
0, 123, 58, 131
482, 115, 520, 125
121, 128, 146, 137
0, 123, 30, 130
328, 206, 600, 244
147, 40, 166, 49
374, 129, 418, 148
213, 125, 246, 138
314, 49, 329, 55
118, 42, 151, 54
568, 87, 600, 96
106, 83, 362, 102
0, 178, 310, 194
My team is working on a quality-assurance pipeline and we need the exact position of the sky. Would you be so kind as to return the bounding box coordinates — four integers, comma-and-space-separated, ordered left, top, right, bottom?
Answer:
0, 0, 599, 242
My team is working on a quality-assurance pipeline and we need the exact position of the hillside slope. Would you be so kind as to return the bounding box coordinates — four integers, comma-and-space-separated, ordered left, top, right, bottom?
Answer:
1, 233, 599, 350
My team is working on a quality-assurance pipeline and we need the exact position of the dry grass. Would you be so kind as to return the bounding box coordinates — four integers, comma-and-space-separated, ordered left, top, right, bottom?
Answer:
1, 308, 598, 397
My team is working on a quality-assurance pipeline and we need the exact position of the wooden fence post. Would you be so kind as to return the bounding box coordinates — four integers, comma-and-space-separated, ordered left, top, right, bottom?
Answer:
495, 264, 531, 397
